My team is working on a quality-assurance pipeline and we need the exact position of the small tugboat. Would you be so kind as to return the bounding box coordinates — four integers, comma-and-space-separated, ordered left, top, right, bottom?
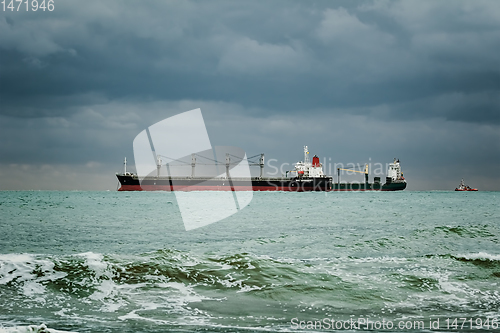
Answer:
455, 179, 478, 191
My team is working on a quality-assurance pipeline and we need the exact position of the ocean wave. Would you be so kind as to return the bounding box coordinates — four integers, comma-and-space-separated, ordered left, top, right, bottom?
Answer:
2, 249, 500, 329
456, 252, 500, 262
427, 252, 500, 263
0, 250, 306, 300
450, 252, 500, 271
0, 324, 77, 333
0, 249, 386, 308
432, 225, 496, 238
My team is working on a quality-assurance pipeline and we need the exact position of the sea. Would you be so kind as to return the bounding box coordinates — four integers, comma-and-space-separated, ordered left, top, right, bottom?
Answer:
0, 191, 498, 332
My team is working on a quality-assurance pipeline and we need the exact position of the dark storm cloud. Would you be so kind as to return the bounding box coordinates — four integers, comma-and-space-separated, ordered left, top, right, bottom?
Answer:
1, 0, 499, 121
0, 0, 499, 190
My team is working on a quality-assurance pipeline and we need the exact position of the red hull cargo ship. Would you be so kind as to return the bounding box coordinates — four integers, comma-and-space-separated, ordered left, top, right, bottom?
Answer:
116, 146, 407, 192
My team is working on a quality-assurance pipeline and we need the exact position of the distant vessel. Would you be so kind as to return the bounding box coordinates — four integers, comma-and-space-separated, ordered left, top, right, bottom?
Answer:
455, 179, 478, 191
117, 146, 407, 192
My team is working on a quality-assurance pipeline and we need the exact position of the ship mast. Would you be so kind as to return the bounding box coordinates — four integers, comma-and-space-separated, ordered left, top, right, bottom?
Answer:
259, 153, 265, 178
124, 157, 127, 175
191, 153, 196, 178
304, 146, 310, 165
156, 156, 162, 178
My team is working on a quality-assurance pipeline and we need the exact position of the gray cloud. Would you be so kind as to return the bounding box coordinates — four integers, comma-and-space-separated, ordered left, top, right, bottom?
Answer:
0, 0, 499, 190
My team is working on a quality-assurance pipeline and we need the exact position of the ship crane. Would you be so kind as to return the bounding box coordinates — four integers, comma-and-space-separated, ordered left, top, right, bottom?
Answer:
337, 164, 368, 184
152, 153, 265, 178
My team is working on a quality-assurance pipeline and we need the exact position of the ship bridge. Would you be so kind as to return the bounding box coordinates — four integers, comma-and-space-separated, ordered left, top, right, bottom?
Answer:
293, 146, 326, 178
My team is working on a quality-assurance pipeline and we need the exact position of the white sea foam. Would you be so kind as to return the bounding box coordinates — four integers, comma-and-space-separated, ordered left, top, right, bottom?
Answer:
459, 252, 500, 261
0, 253, 66, 300
0, 254, 37, 285
77, 252, 109, 280
0, 324, 77, 333
75, 252, 131, 313
156, 281, 208, 304
117, 281, 212, 326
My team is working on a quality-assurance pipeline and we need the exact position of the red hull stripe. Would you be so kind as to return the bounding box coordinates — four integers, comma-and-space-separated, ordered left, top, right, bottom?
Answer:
118, 185, 390, 192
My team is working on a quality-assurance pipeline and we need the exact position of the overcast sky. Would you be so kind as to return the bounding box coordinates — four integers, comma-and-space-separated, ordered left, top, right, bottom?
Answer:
1, 0, 499, 190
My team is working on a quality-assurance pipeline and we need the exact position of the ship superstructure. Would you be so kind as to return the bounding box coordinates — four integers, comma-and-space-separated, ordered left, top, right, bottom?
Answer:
292, 146, 325, 178
386, 158, 406, 185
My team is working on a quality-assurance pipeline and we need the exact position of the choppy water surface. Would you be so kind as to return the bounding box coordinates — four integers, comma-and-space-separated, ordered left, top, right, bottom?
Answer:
0, 191, 498, 332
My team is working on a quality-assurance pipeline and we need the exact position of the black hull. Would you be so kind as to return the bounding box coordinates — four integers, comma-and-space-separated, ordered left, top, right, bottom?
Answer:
334, 182, 407, 191
117, 175, 406, 192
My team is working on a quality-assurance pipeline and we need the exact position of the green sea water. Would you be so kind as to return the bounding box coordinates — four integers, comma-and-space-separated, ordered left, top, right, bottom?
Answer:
0, 191, 499, 332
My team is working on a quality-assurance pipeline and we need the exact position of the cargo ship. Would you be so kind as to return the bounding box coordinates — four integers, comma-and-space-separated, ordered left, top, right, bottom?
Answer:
116, 146, 406, 192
